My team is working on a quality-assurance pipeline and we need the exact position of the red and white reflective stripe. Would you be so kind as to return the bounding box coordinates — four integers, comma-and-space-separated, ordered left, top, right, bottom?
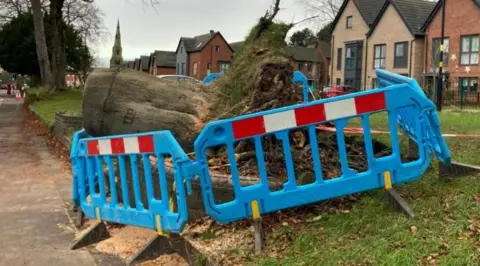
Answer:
87, 135, 154, 155
232, 92, 386, 139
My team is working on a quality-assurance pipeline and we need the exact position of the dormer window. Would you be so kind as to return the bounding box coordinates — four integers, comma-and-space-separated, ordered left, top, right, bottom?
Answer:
346, 16, 353, 29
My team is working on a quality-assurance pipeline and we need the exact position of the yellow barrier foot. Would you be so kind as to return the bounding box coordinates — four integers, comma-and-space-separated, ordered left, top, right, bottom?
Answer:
253, 218, 265, 255
439, 161, 480, 181
70, 220, 109, 250
126, 234, 173, 266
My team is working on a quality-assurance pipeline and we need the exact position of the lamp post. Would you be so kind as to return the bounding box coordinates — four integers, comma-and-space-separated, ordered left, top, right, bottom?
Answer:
436, 0, 447, 111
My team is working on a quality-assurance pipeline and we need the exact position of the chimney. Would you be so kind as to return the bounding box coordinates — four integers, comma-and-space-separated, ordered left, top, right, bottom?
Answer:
210, 30, 215, 36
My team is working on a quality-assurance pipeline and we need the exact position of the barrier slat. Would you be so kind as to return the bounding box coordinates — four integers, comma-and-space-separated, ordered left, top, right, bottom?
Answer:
130, 155, 143, 211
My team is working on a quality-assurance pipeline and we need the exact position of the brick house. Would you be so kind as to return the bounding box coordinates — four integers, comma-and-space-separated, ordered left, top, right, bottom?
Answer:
287, 44, 331, 86
422, 0, 480, 96
330, 0, 385, 91
175, 30, 234, 80
149, 50, 176, 75
365, 0, 436, 89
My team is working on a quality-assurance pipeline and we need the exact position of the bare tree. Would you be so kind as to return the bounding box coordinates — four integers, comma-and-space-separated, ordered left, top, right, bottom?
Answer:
30, 0, 52, 87
0, 0, 30, 24
298, 0, 342, 26
63, 0, 107, 44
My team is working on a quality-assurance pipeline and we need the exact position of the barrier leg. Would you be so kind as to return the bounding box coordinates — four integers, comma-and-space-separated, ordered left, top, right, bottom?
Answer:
254, 217, 264, 255
251, 201, 264, 255
74, 208, 85, 228
70, 220, 109, 250
382, 172, 415, 218
439, 161, 480, 181
126, 235, 174, 265
127, 234, 214, 266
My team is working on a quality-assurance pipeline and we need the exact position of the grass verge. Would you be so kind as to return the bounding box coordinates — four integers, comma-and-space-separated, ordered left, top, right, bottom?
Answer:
253, 112, 480, 266
27, 88, 83, 127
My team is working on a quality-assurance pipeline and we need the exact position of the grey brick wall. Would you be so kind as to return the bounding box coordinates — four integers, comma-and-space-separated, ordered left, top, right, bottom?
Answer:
53, 111, 83, 147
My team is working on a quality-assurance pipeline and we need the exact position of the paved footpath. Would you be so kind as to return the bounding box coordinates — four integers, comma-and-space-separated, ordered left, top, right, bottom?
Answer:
0, 92, 120, 266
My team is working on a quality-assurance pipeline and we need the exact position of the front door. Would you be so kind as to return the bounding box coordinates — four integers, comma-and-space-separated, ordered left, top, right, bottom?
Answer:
344, 41, 363, 91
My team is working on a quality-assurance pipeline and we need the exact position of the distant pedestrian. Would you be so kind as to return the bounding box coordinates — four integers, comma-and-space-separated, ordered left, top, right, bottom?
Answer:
7, 84, 11, 95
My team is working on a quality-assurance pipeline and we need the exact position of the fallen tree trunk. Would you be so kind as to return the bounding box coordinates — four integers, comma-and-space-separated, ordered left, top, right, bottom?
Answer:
83, 68, 213, 149
82, 0, 302, 145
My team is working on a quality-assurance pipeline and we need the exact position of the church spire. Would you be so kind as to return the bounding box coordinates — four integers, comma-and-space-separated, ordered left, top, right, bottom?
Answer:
110, 19, 123, 68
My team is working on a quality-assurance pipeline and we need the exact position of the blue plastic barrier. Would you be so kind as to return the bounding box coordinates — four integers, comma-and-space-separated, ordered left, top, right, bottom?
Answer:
202, 73, 224, 84
71, 131, 195, 234
71, 70, 451, 234
292, 71, 313, 102
376, 69, 451, 165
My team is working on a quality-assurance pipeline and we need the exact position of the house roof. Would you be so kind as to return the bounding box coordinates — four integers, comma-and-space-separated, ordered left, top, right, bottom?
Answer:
330, 0, 387, 34
154, 50, 176, 68
286, 46, 322, 62
178, 31, 216, 53
229, 41, 245, 52
140, 56, 149, 70
176, 31, 234, 53
316, 41, 332, 58
227, 41, 330, 61
368, 0, 436, 37
421, 0, 442, 31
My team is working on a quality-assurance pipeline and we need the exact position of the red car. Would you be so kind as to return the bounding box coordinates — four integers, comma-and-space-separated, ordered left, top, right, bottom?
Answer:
322, 85, 358, 98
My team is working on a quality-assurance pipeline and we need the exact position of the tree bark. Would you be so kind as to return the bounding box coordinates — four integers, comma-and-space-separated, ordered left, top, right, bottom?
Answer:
49, 0, 66, 90
30, 0, 52, 87
82, 68, 213, 151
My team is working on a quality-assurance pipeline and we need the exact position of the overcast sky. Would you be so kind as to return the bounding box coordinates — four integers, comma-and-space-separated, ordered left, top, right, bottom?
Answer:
93, 0, 315, 63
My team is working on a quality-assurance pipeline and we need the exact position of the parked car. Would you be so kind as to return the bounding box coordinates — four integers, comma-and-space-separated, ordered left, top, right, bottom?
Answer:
156, 75, 200, 84
322, 85, 359, 98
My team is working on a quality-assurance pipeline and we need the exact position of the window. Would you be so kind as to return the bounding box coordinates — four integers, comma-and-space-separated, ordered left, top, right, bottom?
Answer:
193, 62, 198, 75
181, 63, 185, 75
336, 78, 341, 85
177, 63, 179, 74
307, 63, 313, 71
459, 77, 479, 92
219, 62, 230, 72
394, 42, 408, 68
298, 63, 304, 71
432, 38, 450, 67
337, 48, 342, 70
180, 47, 183, 53
345, 47, 356, 70
346, 16, 352, 29
215, 45, 220, 52
460, 35, 479, 65
374, 44, 386, 69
